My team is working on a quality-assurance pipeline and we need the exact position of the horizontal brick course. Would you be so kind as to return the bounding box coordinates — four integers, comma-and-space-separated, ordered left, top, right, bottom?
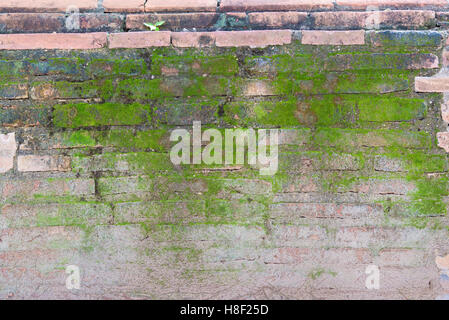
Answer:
171, 32, 216, 47
145, 0, 217, 12
220, 0, 334, 12
312, 10, 435, 30
103, 0, 145, 13
248, 11, 308, 28
335, 0, 448, 9
215, 30, 292, 47
17, 155, 71, 172
0, 0, 98, 12
126, 13, 219, 31
108, 31, 171, 48
301, 30, 365, 45
0, 33, 107, 50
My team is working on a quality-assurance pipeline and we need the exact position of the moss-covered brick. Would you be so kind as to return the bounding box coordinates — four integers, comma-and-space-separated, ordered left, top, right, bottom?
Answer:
28, 58, 85, 78
274, 70, 410, 95
0, 60, 29, 79
72, 152, 175, 175
314, 128, 432, 150
152, 55, 238, 76
0, 83, 28, 99
1, 203, 111, 228
245, 53, 436, 76
301, 95, 427, 125
0, 105, 50, 127
30, 81, 97, 99
223, 99, 301, 127
368, 31, 443, 47
99, 129, 168, 151
325, 53, 438, 71
85, 58, 147, 78
53, 103, 152, 128
244, 54, 318, 77
155, 98, 223, 125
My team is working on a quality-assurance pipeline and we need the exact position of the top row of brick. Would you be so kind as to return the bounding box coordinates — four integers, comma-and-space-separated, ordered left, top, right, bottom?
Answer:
0, 0, 447, 12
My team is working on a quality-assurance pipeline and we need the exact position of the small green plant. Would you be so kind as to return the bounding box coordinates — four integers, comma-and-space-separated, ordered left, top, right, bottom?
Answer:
144, 21, 165, 31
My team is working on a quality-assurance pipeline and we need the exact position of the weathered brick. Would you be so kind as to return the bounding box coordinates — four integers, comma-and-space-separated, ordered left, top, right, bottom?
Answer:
145, 0, 217, 12
0, 203, 111, 228
369, 30, 442, 47
0, 132, 15, 174
312, 10, 436, 30
0, 105, 50, 127
103, 0, 145, 12
30, 81, 96, 100
0, 33, 107, 50
17, 155, 71, 172
220, 0, 334, 12
108, 31, 170, 48
0, 177, 94, 199
171, 32, 216, 47
335, 0, 447, 10
126, 13, 219, 31
154, 98, 222, 125
302, 30, 365, 45
0, 13, 64, 33
374, 155, 405, 172
0, 0, 98, 12
78, 13, 125, 32
415, 77, 449, 92
437, 132, 449, 152
248, 11, 308, 28
0, 13, 123, 34
215, 30, 292, 47
241, 80, 275, 96
0, 83, 28, 99
0, 226, 83, 251
315, 128, 431, 149
271, 203, 382, 219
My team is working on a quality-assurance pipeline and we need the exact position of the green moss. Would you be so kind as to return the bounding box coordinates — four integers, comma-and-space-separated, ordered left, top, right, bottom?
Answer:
53, 102, 152, 128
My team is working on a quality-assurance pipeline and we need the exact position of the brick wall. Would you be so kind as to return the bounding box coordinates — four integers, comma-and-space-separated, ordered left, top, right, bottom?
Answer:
1, 0, 449, 299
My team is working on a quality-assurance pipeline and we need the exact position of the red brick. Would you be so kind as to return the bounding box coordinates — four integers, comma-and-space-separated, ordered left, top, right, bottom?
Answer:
415, 77, 449, 92
335, 0, 447, 9
312, 10, 435, 29
248, 11, 308, 27
220, 0, 334, 12
17, 155, 71, 172
215, 30, 292, 48
145, 0, 217, 12
437, 132, 449, 152
103, 0, 145, 12
108, 31, 170, 48
171, 32, 216, 47
0, 13, 123, 34
0, 133, 16, 174
0, 13, 64, 33
0, 33, 107, 50
0, 0, 97, 12
302, 30, 365, 45
126, 13, 218, 31
78, 14, 124, 32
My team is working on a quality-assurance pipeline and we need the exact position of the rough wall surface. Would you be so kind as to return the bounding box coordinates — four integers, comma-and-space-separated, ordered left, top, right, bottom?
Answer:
1, 0, 449, 299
